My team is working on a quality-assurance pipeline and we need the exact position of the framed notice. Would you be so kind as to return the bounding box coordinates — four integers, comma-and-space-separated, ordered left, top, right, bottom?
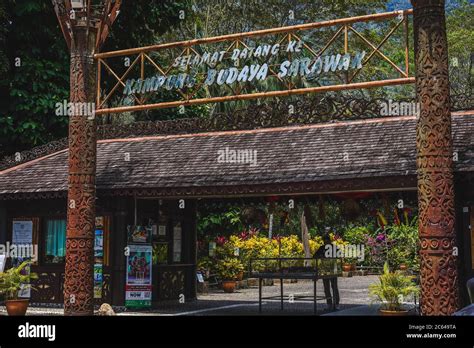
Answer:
12, 221, 33, 245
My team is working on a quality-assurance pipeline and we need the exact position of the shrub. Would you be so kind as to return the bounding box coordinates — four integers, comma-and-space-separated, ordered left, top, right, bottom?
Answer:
216, 257, 244, 280
343, 225, 371, 245
385, 217, 419, 270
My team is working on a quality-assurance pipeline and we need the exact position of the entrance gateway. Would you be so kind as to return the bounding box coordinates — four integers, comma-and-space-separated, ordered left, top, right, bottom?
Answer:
49, 1, 459, 315
94, 10, 414, 114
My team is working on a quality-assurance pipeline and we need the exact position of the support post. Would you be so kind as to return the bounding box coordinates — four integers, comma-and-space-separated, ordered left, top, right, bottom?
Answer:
411, 0, 459, 315
64, 22, 98, 316
111, 197, 128, 306
0, 201, 6, 245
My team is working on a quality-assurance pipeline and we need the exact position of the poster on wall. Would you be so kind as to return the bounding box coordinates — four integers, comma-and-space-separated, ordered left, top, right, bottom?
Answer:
127, 225, 151, 244
94, 228, 104, 299
125, 244, 153, 308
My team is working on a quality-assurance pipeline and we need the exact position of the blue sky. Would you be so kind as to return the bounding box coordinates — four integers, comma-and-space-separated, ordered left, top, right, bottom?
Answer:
388, 0, 473, 11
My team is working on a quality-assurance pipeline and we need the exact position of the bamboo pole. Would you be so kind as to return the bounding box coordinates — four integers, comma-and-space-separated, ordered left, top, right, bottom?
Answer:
405, 15, 409, 76
94, 9, 413, 59
95, 77, 415, 115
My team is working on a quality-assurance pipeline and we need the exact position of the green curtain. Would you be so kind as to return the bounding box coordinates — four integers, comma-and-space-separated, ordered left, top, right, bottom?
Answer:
46, 219, 66, 257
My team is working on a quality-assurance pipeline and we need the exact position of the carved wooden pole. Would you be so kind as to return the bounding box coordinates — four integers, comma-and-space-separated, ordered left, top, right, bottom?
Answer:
64, 22, 98, 316
411, 0, 459, 315
53, 0, 121, 315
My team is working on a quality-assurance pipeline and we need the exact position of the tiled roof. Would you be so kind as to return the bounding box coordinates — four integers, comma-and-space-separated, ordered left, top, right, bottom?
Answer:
0, 112, 472, 196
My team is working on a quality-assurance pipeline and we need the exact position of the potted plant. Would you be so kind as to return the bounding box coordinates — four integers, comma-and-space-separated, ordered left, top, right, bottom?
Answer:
217, 257, 244, 293
369, 262, 419, 316
342, 259, 352, 272
0, 261, 38, 316
197, 257, 214, 279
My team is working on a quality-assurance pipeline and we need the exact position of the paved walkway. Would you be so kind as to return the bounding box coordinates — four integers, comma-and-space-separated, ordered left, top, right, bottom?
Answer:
0, 275, 417, 316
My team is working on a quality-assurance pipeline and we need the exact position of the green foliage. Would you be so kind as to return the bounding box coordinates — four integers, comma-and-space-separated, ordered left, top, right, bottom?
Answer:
0, 261, 38, 300
385, 217, 419, 270
197, 256, 214, 272
1, 0, 70, 156
197, 205, 244, 239
369, 262, 419, 311
104, 1, 189, 51
0, 0, 8, 77
99, 0, 210, 121
0, 1, 194, 156
152, 243, 168, 265
447, 0, 474, 57
343, 225, 371, 245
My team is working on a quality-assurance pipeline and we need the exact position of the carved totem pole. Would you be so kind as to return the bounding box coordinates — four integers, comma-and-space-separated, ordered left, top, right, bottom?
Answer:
52, 0, 121, 315
411, 0, 459, 315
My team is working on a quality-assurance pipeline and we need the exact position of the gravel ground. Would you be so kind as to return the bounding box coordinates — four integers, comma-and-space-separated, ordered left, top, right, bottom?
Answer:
0, 275, 392, 316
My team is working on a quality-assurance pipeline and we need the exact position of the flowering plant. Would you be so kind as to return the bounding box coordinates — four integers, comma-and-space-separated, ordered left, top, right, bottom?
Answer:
215, 235, 227, 246
216, 257, 244, 280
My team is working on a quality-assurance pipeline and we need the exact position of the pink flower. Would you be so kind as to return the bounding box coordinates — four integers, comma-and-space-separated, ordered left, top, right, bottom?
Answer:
239, 231, 249, 240
216, 236, 227, 246
248, 227, 259, 236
